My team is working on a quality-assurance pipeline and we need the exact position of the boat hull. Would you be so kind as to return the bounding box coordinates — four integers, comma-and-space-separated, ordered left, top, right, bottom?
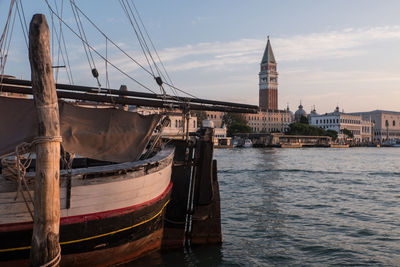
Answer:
280, 143, 302, 148
0, 182, 172, 266
0, 148, 174, 266
330, 144, 349, 148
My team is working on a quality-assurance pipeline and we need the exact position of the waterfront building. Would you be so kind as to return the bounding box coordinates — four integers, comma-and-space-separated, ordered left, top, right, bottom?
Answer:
308, 106, 319, 120
246, 109, 292, 133
309, 106, 373, 142
350, 110, 400, 141
134, 107, 198, 137
206, 111, 224, 128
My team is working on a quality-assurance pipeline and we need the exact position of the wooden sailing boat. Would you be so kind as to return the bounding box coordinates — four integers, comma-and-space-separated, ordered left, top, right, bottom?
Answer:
0, 13, 174, 265
0, 145, 174, 266
0, 1, 258, 266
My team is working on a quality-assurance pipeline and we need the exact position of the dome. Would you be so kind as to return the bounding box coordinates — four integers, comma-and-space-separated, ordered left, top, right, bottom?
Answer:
295, 103, 307, 121
334, 106, 340, 114
286, 105, 294, 116
309, 106, 319, 117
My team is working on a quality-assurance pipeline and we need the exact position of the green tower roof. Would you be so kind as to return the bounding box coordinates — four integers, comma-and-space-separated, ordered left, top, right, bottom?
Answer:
261, 37, 276, 64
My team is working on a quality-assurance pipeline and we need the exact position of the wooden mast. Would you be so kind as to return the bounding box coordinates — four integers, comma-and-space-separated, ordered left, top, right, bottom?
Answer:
29, 14, 61, 266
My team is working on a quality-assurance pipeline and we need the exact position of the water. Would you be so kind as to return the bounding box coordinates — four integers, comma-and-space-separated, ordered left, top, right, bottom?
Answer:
132, 147, 400, 266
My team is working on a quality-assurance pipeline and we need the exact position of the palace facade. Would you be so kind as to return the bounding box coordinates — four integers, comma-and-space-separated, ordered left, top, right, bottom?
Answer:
350, 110, 400, 141
309, 106, 374, 142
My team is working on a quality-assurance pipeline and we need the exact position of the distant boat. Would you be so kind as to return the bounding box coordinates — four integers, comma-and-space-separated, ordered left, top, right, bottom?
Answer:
381, 139, 400, 147
233, 139, 239, 147
366, 143, 380, 148
280, 143, 302, 148
330, 144, 349, 148
243, 139, 252, 148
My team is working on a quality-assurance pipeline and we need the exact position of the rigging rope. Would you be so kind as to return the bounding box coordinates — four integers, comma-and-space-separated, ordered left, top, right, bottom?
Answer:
43, 0, 199, 99
69, 0, 101, 89
130, 0, 178, 96
67, 1, 196, 99
15, 0, 28, 49
44, 0, 158, 94
53, 0, 62, 82
68, 1, 153, 76
51, 0, 74, 84
105, 37, 110, 88
0, 0, 17, 92
124, 0, 162, 78
120, 0, 167, 96
55, 0, 74, 85
119, 0, 155, 77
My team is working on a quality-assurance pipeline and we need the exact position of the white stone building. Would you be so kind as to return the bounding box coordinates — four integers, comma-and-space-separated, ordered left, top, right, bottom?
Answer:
134, 107, 198, 137
309, 106, 373, 142
350, 110, 400, 141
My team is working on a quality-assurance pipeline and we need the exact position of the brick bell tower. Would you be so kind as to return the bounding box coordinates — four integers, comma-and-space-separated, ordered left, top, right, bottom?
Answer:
259, 36, 278, 111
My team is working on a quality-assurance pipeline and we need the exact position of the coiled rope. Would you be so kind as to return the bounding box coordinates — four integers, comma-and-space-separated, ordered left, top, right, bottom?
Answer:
40, 244, 61, 267
0, 136, 62, 220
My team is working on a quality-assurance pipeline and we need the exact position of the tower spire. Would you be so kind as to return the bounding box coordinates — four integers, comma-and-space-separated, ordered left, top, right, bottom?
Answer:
261, 36, 276, 64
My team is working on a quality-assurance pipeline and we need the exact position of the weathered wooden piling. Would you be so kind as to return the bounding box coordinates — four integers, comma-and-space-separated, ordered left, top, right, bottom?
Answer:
191, 128, 222, 245
162, 125, 222, 248
162, 139, 195, 248
29, 14, 61, 266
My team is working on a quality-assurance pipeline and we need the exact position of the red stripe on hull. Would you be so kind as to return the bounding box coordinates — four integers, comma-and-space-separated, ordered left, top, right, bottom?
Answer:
0, 182, 173, 232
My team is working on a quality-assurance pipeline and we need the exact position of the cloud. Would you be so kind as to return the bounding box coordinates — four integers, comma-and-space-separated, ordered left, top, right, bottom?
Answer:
281, 69, 400, 86
155, 25, 400, 70
16, 24, 400, 110
275, 26, 400, 61
63, 24, 400, 87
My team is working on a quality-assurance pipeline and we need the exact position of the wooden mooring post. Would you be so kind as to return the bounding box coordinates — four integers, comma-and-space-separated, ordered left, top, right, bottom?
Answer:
190, 126, 222, 245
162, 124, 222, 248
29, 14, 62, 266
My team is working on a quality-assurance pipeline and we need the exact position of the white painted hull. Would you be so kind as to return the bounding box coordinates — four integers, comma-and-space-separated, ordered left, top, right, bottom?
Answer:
0, 148, 174, 225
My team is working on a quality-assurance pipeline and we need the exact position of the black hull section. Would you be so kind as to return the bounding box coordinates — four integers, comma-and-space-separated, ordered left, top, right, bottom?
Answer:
0, 183, 172, 265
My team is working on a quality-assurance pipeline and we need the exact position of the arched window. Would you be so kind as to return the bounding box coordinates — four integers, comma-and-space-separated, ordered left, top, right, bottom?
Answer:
393, 120, 396, 126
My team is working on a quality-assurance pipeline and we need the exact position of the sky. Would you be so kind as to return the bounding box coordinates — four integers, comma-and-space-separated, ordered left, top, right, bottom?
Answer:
1, 0, 400, 113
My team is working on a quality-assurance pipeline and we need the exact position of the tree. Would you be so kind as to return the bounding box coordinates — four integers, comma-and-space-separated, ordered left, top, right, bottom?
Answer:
342, 128, 354, 139
287, 122, 325, 136
299, 115, 309, 124
287, 122, 338, 141
222, 112, 247, 127
326, 129, 338, 141
222, 113, 251, 136
227, 122, 252, 136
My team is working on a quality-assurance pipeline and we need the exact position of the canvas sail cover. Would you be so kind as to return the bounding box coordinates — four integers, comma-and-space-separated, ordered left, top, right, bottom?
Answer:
0, 96, 161, 162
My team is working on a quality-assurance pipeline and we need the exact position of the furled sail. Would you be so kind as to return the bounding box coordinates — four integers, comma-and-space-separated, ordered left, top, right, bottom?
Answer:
0, 96, 161, 163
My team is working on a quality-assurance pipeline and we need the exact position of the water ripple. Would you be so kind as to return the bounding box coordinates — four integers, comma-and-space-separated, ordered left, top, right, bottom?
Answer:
130, 147, 400, 266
